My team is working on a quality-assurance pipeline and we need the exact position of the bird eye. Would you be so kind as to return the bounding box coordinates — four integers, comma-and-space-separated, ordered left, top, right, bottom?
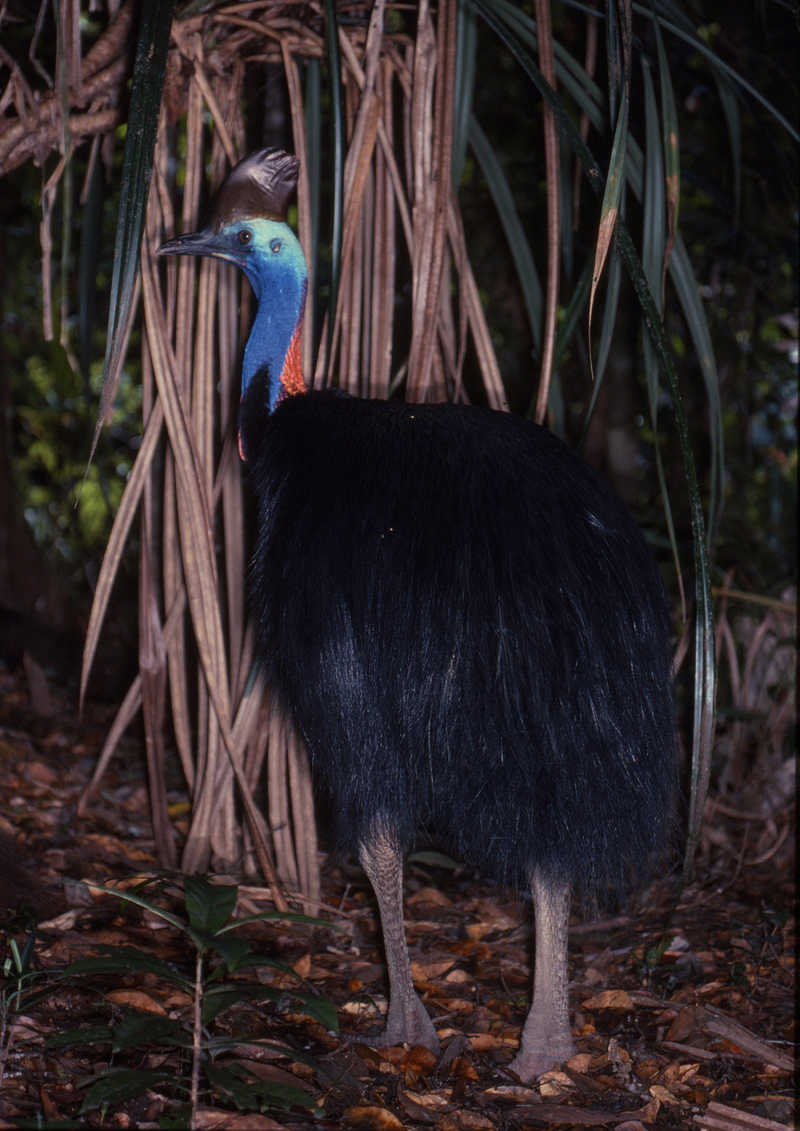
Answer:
270, 239, 282, 254
238, 229, 253, 245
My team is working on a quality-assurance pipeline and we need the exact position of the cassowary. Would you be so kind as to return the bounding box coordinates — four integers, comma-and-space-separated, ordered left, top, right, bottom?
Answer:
158, 148, 676, 1081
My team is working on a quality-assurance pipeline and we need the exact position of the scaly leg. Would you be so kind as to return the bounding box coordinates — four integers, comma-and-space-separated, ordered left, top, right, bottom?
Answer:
508, 868, 576, 1081
357, 826, 440, 1053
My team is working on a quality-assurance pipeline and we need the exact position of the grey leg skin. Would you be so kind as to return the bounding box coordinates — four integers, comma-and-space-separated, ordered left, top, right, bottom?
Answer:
508, 868, 576, 1082
357, 827, 440, 1053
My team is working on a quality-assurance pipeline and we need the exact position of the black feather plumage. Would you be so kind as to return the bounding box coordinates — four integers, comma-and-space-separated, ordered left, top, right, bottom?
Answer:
159, 147, 679, 1071
242, 378, 677, 899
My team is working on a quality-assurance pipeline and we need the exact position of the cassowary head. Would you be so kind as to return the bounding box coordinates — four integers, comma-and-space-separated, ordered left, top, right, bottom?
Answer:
157, 149, 308, 416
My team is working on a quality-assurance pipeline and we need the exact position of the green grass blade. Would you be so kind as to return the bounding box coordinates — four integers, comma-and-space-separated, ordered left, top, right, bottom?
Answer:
588, 83, 628, 349
605, 0, 619, 122
622, 126, 731, 478
712, 72, 742, 230
528, 255, 591, 425
614, 222, 717, 885
551, 255, 592, 375
553, 38, 605, 128
641, 52, 683, 599
78, 151, 104, 388
588, 0, 632, 341
668, 233, 724, 550
593, 234, 623, 386
559, 133, 574, 283
74, 879, 186, 929
453, 0, 478, 187
305, 55, 322, 345
217, 909, 342, 932
652, 4, 679, 288
580, 233, 623, 447
323, 0, 344, 383
88, 0, 174, 466
641, 54, 665, 402
642, 361, 684, 614
468, 115, 543, 349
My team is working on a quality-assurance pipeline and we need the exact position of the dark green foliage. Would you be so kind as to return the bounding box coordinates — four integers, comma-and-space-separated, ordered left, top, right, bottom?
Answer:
1, 157, 142, 612
92, 0, 176, 463
36, 875, 336, 1120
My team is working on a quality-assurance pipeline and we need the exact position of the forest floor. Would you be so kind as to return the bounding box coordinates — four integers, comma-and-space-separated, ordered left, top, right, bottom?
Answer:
0, 668, 795, 1131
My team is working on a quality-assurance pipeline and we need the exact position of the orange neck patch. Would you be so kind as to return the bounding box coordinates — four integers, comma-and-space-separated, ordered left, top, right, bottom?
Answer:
280, 319, 307, 400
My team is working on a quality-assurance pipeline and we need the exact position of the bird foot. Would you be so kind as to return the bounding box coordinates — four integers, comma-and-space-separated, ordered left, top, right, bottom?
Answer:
361, 993, 440, 1055
507, 1035, 577, 1084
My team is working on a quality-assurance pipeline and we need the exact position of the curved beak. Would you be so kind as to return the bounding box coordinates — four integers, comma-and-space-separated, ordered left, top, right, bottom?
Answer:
157, 229, 236, 260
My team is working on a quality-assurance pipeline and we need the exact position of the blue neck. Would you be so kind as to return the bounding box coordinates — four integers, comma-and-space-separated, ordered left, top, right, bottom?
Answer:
240, 245, 308, 413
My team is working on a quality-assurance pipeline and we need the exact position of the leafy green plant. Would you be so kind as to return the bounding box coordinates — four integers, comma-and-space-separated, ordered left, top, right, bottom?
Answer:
0, 932, 54, 1087
51, 875, 336, 1122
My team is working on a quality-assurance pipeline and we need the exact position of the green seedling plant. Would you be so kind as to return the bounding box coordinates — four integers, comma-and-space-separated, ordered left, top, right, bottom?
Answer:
0, 931, 54, 1087
50, 875, 338, 1124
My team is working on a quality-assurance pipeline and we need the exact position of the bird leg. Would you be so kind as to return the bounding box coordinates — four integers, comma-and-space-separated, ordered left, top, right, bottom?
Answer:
508, 868, 576, 1082
356, 826, 440, 1054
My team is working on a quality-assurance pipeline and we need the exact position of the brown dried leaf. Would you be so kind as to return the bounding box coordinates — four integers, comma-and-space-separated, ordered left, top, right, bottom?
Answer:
343, 1105, 405, 1130
192, 1108, 283, 1130
449, 1055, 480, 1082
404, 1045, 438, 1075
104, 989, 166, 1014
407, 886, 453, 908
469, 1034, 502, 1052
438, 1113, 494, 1131
292, 952, 311, 978
582, 989, 634, 1011
230, 1060, 316, 1094
666, 1005, 706, 1043
395, 1086, 440, 1123
410, 957, 455, 981
649, 1085, 680, 1105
